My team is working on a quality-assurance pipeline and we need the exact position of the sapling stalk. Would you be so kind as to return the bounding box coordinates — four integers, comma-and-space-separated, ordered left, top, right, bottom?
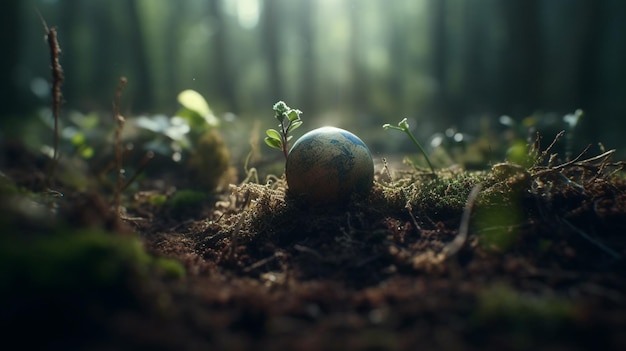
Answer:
38, 13, 64, 187
264, 101, 303, 159
383, 118, 435, 173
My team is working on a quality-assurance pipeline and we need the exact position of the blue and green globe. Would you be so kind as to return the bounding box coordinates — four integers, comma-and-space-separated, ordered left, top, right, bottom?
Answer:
285, 127, 374, 206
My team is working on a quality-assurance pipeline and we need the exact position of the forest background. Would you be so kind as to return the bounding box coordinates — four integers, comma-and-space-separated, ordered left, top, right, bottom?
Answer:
2, 0, 625, 161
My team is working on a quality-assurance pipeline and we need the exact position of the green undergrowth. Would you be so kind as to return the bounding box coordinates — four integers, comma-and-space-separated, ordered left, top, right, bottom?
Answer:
213, 164, 525, 245
0, 227, 184, 293
0, 176, 185, 299
205, 142, 625, 278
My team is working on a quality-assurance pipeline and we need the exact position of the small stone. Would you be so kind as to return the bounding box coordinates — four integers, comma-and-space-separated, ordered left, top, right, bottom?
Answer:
286, 127, 374, 206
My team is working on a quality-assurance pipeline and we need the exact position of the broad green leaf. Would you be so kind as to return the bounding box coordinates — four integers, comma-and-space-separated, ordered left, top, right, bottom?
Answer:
288, 120, 303, 132
264, 137, 282, 150
175, 108, 205, 130
204, 113, 220, 127
178, 89, 211, 117
265, 129, 282, 140
287, 109, 302, 122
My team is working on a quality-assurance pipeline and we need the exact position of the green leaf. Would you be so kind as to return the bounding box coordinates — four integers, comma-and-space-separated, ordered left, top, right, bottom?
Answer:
265, 129, 282, 140
264, 137, 282, 150
288, 120, 303, 132
287, 109, 302, 122
178, 89, 211, 117
175, 108, 206, 131
286, 135, 293, 142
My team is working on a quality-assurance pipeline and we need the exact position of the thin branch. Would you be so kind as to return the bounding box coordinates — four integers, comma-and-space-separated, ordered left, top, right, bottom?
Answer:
409, 184, 482, 269
113, 77, 128, 215
574, 149, 616, 166
537, 130, 565, 165
39, 13, 64, 187
532, 144, 598, 176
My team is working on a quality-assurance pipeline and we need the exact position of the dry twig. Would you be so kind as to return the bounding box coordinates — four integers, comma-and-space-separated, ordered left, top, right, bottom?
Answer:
410, 184, 482, 269
38, 13, 64, 187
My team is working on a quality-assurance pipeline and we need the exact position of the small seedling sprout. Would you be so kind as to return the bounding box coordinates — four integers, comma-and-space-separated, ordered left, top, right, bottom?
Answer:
563, 109, 584, 161
383, 118, 435, 173
264, 101, 303, 159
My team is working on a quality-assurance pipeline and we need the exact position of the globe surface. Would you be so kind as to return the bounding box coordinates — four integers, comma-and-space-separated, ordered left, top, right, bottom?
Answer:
285, 126, 374, 206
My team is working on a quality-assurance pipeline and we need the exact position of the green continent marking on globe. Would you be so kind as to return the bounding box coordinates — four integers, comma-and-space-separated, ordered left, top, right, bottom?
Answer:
285, 127, 374, 206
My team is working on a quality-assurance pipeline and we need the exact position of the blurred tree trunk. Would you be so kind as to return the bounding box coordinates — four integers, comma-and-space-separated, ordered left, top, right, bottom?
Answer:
165, 2, 182, 107
90, 1, 116, 109
497, 0, 540, 116
299, 0, 316, 116
386, 2, 407, 117
261, 0, 283, 101
125, 0, 153, 112
460, 1, 487, 113
576, 0, 603, 110
0, 0, 21, 114
427, 0, 449, 123
574, 0, 606, 147
348, 0, 367, 114
208, 0, 238, 112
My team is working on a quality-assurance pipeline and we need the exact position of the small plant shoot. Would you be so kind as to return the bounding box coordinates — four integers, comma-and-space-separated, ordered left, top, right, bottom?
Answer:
383, 118, 435, 173
265, 101, 303, 159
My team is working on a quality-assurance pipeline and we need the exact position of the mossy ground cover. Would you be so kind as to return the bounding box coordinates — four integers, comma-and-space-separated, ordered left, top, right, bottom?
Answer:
1, 137, 625, 350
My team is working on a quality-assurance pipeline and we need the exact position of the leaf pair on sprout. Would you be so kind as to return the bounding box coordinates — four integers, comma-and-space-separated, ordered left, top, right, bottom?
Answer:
265, 101, 303, 159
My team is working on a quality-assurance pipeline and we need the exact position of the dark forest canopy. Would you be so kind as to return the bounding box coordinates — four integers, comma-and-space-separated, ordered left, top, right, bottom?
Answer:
2, 0, 626, 152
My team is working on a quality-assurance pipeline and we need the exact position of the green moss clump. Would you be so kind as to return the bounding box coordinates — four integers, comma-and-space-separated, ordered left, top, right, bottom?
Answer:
471, 163, 532, 251
166, 189, 208, 217
0, 227, 184, 294
186, 129, 231, 191
399, 169, 489, 224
